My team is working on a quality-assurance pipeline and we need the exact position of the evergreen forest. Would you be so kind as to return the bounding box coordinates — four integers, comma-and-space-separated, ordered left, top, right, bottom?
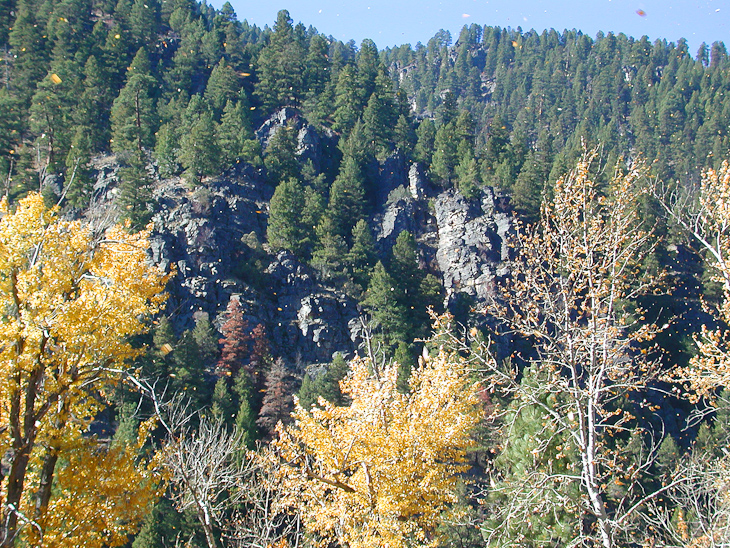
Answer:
1, 0, 730, 546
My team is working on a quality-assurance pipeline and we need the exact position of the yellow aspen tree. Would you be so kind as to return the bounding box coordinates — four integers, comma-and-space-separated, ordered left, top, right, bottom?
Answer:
33, 423, 163, 548
472, 150, 663, 548
0, 193, 168, 546
276, 342, 482, 548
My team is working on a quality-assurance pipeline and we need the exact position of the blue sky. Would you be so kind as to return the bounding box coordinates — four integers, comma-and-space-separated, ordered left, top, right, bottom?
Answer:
215, 0, 727, 55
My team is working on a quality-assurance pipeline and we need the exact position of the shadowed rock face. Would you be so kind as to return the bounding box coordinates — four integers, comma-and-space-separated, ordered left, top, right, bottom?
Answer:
90, 109, 512, 366
143, 172, 360, 366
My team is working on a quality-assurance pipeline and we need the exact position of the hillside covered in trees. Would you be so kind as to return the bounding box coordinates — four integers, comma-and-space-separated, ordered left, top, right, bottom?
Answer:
1, 0, 730, 546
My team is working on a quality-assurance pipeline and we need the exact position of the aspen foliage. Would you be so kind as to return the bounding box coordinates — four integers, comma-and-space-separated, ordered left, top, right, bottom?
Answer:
673, 160, 730, 399
275, 342, 482, 548
654, 160, 730, 548
479, 150, 662, 548
32, 424, 163, 548
0, 193, 168, 546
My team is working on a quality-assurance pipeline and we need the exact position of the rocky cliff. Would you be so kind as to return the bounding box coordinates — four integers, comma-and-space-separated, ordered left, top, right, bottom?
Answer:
85, 109, 513, 368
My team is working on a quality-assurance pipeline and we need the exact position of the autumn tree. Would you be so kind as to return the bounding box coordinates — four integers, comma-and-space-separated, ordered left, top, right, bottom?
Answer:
652, 159, 730, 547
662, 160, 730, 397
216, 295, 251, 377
474, 151, 666, 548
276, 334, 481, 548
0, 193, 168, 547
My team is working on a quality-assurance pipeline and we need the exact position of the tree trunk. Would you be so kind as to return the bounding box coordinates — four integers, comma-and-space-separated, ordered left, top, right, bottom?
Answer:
34, 449, 59, 523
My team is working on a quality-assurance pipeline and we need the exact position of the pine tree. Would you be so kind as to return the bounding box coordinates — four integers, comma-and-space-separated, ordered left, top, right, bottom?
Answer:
179, 109, 221, 184
64, 127, 94, 208
110, 48, 156, 153
346, 219, 377, 290
390, 230, 437, 340
362, 261, 409, 347
217, 98, 257, 169
455, 144, 481, 199
327, 154, 367, 242
233, 369, 258, 447
333, 65, 362, 134
129, 0, 160, 48
302, 186, 326, 240
154, 123, 181, 178
339, 119, 376, 171
414, 118, 436, 167
29, 71, 75, 172
132, 498, 200, 548
355, 39, 379, 99
437, 91, 458, 126
483, 115, 511, 168
394, 341, 415, 394
430, 122, 458, 186
394, 114, 417, 157
0, 0, 13, 46
248, 323, 272, 388
512, 150, 546, 220
390, 231, 421, 300
0, 90, 21, 194
256, 10, 306, 111
311, 216, 349, 281
204, 60, 240, 118
362, 73, 397, 158
76, 55, 113, 152
170, 329, 208, 409
298, 354, 349, 409
117, 152, 154, 230
193, 313, 219, 365
267, 177, 311, 258
264, 124, 300, 185
211, 376, 236, 423
483, 368, 581, 546
8, 0, 49, 106
163, 16, 205, 96
303, 34, 331, 101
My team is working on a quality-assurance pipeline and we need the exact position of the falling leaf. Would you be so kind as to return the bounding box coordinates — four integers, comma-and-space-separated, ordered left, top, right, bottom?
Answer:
636, 9, 646, 16
50, 73, 62, 84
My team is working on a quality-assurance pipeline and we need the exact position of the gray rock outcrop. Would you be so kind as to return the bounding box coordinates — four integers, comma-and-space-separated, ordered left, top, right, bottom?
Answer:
433, 187, 511, 303
371, 158, 511, 308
